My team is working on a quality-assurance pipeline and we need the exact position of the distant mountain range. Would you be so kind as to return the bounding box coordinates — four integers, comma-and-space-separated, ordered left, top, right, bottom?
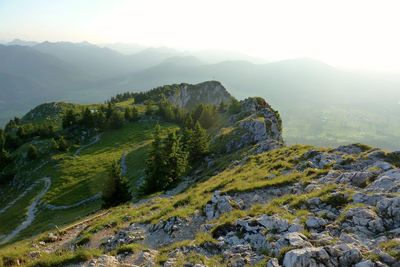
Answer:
1, 40, 400, 149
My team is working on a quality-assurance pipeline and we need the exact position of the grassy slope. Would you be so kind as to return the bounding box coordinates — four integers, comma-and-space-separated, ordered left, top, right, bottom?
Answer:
0, 118, 177, 243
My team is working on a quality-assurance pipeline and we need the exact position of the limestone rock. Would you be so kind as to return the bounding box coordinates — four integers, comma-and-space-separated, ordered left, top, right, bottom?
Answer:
205, 191, 237, 220
257, 215, 290, 233
376, 196, 400, 229
225, 97, 283, 153
367, 169, 400, 192
88, 255, 119, 267
336, 171, 376, 187
283, 244, 362, 267
306, 217, 328, 230
282, 247, 330, 267
267, 258, 281, 267
343, 207, 385, 235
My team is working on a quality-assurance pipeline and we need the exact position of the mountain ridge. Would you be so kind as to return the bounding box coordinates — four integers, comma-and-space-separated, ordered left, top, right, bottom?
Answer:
0, 82, 399, 266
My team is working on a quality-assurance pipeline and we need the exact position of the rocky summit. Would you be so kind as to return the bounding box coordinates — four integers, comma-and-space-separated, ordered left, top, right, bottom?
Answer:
0, 81, 399, 267
165, 81, 234, 109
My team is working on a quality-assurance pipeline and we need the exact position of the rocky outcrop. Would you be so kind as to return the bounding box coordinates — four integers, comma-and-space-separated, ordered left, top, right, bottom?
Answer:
225, 97, 283, 153
165, 81, 234, 109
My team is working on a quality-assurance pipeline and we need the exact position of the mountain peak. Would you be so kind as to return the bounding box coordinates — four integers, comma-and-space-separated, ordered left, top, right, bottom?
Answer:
164, 81, 234, 109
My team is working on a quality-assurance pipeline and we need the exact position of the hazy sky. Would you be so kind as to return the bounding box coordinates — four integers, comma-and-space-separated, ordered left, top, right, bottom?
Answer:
1, 0, 400, 71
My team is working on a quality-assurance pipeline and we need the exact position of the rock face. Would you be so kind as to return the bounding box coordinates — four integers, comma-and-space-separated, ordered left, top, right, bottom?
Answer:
225, 97, 283, 153
165, 81, 234, 109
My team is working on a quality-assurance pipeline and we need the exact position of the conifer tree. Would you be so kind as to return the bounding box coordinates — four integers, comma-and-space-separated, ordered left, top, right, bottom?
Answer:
81, 108, 94, 128
143, 126, 189, 193
162, 131, 188, 187
106, 102, 113, 119
102, 160, 131, 208
124, 108, 132, 121
189, 121, 210, 162
143, 124, 165, 193
131, 106, 139, 122
93, 111, 107, 130
62, 109, 77, 129
192, 104, 218, 129
183, 115, 194, 130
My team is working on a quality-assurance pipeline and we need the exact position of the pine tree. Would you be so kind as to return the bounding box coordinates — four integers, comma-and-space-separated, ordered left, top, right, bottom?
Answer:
27, 144, 39, 160
189, 121, 210, 162
184, 115, 194, 129
143, 124, 165, 193
93, 111, 107, 130
106, 102, 113, 119
102, 160, 131, 208
192, 104, 217, 129
62, 109, 77, 129
81, 108, 94, 128
131, 106, 139, 122
143, 126, 189, 194
162, 131, 188, 187
124, 108, 132, 121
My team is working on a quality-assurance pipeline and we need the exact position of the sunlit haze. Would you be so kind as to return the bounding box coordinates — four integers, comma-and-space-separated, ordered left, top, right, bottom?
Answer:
1, 0, 400, 71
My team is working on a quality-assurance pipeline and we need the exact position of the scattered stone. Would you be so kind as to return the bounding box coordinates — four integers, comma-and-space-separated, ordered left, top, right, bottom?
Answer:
306, 217, 327, 229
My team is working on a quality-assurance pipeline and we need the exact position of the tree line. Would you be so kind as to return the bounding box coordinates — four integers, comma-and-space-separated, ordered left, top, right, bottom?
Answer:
62, 103, 139, 131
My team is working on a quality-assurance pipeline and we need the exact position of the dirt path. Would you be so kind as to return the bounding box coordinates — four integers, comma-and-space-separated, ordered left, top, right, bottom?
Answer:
0, 160, 50, 214
0, 177, 51, 245
0, 183, 37, 215
43, 193, 101, 211
74, 134, 101, 156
